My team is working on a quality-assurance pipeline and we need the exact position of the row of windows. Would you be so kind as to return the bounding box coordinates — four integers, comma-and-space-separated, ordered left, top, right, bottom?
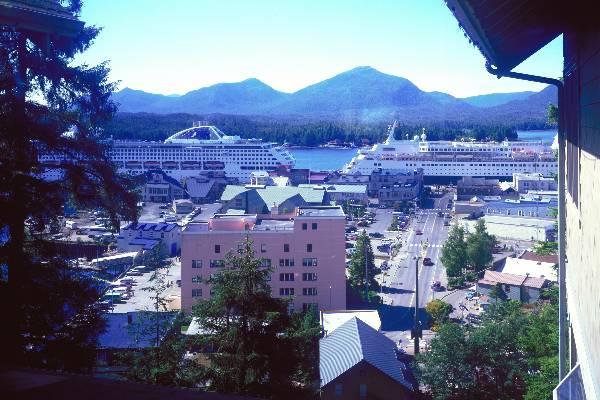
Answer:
278, 288, 318, 296
279, 272, 318, 281
209, 242, 315, 254
193, 258, 318, 269
301, 222, 319, 230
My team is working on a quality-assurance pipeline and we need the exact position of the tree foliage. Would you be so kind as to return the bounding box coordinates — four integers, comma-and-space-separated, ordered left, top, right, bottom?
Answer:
466, 219, 496, 272
440, 225, 468, 277
190, 236, 319, 398
425, 299, 454, 330
0, 0, 137, 367
348, 230, 379, 296
417, 299, 559, 400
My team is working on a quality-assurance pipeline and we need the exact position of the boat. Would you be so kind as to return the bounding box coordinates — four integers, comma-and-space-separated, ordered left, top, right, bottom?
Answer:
341, 122, 558, 178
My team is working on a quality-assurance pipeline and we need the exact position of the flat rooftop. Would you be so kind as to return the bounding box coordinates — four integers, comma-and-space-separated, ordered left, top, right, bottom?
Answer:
297, 206, 345, 218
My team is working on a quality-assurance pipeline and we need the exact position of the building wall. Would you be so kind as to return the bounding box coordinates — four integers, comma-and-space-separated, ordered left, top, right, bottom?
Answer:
181, 216, 346, 313
476, 282, 522, 302
117, 225, 181, 255
321, 360, 413, 400
563, 30, 600, 399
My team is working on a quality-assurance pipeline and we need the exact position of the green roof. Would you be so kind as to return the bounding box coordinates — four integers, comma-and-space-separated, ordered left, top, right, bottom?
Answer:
221, 185, 326, 210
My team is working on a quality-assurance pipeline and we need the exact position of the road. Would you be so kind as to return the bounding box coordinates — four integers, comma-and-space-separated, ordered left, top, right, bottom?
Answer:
368, 192, 455, 349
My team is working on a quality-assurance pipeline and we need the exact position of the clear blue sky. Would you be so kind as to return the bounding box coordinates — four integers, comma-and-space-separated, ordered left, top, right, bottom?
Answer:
77, 0, 562, 97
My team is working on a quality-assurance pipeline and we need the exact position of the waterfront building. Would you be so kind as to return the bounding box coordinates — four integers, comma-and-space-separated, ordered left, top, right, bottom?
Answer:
513, 172, 557, 193
143, 170, 187, 203
117, 222, 180, 256
369, 168, 423, 205
220, 184, 327, 215
299, 184, 368, 205
446, 1, 599, 397
180, 206, 347, 313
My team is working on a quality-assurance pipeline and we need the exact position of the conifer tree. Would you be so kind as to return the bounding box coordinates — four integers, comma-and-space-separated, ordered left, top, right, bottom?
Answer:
0, 0, 137, 366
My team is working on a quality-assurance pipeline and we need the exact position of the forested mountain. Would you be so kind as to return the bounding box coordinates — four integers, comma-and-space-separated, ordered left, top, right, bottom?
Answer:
111, 66, 556, 125
461, 91, 535, 107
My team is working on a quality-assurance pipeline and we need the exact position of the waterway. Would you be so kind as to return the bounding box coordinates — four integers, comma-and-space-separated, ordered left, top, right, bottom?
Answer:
289, 129, 557, 171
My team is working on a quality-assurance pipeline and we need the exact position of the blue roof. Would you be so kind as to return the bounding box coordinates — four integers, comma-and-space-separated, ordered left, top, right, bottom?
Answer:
97, 311, 177, 349
319, 317, 413, 390
124, 222, 178, 232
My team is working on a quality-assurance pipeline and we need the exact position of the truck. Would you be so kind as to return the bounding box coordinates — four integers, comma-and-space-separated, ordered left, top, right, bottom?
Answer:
65, 220, 78, 230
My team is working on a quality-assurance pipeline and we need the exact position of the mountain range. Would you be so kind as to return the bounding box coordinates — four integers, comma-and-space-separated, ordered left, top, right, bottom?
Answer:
112, 66, 557, 125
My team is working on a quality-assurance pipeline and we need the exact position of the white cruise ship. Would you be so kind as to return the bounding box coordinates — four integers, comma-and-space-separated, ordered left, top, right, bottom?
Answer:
342, 123, 558, 178
39, 124, 295, 182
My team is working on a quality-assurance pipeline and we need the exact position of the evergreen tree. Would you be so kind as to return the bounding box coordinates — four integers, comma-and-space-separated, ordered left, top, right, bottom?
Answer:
440, 225, 468, 277
348, 230, 379, 296
191, 236, 316, 398
0, 0, 137, 366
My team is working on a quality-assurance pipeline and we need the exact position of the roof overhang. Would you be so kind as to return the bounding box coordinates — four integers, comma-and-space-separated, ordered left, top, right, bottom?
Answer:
444, 0, 562, 73
0, 0, 83, 38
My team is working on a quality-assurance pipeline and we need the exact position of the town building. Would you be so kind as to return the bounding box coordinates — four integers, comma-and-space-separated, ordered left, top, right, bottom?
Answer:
476, 270, 549, 304
445, 3, 600, 395
219, 185, 327, 215
143, 170, 187, 203
172, 199, 194, 214
184, 177, 223, 204
180, 206, 346, 313
518, 250, 558, 265
513, 173, 558, 193
462, 215, 556, 242
117, 222, 180, 256
499, 257, 557, 283
320, 310, 381, 336
298, 184, 368, 205
320, 317, 414, 400
368, 169, 423, 204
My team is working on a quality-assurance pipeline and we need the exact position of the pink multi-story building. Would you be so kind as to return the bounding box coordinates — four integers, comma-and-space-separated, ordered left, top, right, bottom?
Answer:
181, 206, 347, 313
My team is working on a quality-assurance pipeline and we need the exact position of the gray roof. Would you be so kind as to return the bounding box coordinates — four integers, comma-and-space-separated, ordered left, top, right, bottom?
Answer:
319, 317, 412, 390
221, 185, 326, 210
97, 311, 177, 349
186, 178, 215, 198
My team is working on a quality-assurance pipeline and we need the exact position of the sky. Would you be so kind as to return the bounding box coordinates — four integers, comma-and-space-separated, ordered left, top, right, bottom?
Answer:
77, 0, 563, 98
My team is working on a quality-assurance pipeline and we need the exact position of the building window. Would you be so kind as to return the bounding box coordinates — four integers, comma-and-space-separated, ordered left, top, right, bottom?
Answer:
261, 243, 267, 253
192, 289, 202, 297
302, 303, 318, 312
504, 284, 511, 292
311, 223, 318, 230
260, 258, 272, 268
306, 243, 313, 252
302, 272, 317, 281
284, 243, 290, 252
192, 275, 202, 283
215, 245, 221, 254
303, 287, 318, 296
302, 258, 318, 267
302, 223, 307, 230
192, 259, 202, 269
359, 384, 367, 398
279, 288, 294, 296
287, 302, 295, 314
279, 258, 295, 267
280, 273, 295, 281
210, 259, 225, 268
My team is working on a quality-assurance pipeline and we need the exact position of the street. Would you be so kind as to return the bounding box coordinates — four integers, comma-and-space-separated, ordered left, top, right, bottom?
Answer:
362, 192, 457, 351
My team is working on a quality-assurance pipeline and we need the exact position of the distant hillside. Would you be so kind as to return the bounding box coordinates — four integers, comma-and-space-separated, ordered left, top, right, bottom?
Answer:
462, 91, 535, 107
111, 66, 556, 125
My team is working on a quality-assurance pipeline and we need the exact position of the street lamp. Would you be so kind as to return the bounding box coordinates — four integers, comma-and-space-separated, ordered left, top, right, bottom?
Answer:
329, 285, 332, 309
412, 240, 428, 355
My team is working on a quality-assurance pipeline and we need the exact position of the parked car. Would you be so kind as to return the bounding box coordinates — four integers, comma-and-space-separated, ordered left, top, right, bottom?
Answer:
437, 211, 443, 217
378, 204, 388, 209
346, 248, 356, 256
345, 242, 355, 249
415, 230, 423, 235
444, 220, 450, 226
377, 244, 390, 252
423, 257, 434, 266
345, 226, 357, 233
369, 232, 384, 238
